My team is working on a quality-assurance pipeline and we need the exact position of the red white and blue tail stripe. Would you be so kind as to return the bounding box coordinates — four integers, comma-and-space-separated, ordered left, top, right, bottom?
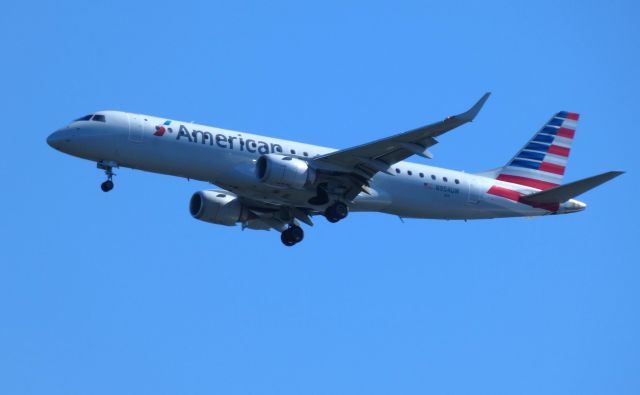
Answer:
496, 111, 578, 190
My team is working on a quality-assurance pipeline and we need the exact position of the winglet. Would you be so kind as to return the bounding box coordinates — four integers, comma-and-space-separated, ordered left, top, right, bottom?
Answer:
457, 92, 491, 122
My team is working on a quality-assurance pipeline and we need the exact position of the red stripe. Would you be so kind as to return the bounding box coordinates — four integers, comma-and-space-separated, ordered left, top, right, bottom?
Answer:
548, 145, 570, 157
557, 127, 575, 139
496, 174, 559, 190
539, 162, 565, 175
487, 185, 521, 201
566, 112, 579, 121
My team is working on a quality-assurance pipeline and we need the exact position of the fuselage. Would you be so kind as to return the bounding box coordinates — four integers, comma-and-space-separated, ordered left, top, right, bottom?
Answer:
47, 110, 585, 220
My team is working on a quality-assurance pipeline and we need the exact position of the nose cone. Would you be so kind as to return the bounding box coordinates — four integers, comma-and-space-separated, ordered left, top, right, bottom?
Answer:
47, 129, 68, 150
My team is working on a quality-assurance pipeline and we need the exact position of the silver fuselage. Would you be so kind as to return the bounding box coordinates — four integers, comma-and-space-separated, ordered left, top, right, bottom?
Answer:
47, 111, 585, 219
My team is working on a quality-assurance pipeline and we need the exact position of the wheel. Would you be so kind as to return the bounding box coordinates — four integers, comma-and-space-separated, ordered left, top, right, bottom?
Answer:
101, 180, 114, 192
324, 205, 339, 222
280, 229, 296, 246
290, 225, 304, 242
333, 202, 348, 219
325, 215, 340, 223
324, 202, 348, 223
281, 226, 304, 246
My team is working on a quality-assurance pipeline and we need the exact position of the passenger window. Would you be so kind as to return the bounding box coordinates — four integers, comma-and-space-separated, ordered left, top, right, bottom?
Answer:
303, 152, 308, 157
431, 175, 436, 180
395, 168, 401, 174
74, 114, 93, 121
455, 179, 460, 184
443, 177, 448, 182
290, 149, 296, 155
407, 170, 412, 176
92, 114, 106, 122
419, 173, 424, 178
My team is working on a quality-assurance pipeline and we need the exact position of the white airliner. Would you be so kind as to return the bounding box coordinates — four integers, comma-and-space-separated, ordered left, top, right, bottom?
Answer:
47, 93, 622, 246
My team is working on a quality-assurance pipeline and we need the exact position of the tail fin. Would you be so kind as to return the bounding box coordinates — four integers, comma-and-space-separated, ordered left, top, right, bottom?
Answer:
496, 111, 579, 190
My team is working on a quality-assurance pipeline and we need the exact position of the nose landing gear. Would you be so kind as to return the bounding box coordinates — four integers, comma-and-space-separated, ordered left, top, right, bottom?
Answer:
97, 161, 117, 192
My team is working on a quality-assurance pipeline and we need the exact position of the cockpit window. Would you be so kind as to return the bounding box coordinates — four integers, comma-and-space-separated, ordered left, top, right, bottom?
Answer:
92, 114, 106, 122
74, 114, 93, 121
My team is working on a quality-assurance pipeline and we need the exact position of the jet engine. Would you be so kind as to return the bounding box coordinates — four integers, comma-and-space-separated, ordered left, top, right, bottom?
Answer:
189, 190, 243, 226
255, 154, 316, 189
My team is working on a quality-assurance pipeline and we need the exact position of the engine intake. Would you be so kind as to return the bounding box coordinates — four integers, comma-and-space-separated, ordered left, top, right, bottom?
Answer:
189, 190, 243, 226
255, 154, 315, 189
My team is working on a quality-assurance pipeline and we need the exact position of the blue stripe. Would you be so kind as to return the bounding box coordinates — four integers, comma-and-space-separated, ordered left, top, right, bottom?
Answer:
517, 150, 546, 161
557, 111, 568, 118
510, 159, 541, 170
525, 142, 550, 152
541, 126, 558, 135
533, 134, 555, 143
548, 118, 563, 126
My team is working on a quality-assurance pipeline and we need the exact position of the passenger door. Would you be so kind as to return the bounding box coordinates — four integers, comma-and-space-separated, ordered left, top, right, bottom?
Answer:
467, 175, 481, 204
128, 114, 144, 142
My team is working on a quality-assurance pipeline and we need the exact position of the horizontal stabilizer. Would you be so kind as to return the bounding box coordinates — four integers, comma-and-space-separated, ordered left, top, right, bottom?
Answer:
521, 171, 624, 204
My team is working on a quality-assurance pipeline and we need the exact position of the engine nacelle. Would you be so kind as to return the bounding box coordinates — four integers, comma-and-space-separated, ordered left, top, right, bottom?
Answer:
255, 154, 316, 189
189, 190, 243, 226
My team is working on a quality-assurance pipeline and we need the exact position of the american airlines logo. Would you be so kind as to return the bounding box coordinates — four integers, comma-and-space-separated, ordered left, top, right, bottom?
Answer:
153, 121, 283, 154
153, 120, 171, 136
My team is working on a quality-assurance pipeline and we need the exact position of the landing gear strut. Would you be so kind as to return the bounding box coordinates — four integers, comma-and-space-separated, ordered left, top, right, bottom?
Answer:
324, 202, 348, 223
97, 161, 117, 192
281, 224, 304, 247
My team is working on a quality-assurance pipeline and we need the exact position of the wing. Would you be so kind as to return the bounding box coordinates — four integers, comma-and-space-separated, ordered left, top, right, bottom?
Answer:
313, 92, 491, 178
309, 92, 490, 200
215, 93, 492, 228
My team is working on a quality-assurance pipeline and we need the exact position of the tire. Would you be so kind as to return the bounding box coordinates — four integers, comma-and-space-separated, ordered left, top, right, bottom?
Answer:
290, 226, 304, 242
325, 215, 340, 223
101, 180, 114, 192
280, 229, 296, 246
333, 202, 348, 219
324, 202, 348, 222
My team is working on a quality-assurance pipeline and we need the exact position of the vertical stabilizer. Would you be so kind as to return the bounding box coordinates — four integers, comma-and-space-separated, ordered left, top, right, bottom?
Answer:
496, 111, 579, 190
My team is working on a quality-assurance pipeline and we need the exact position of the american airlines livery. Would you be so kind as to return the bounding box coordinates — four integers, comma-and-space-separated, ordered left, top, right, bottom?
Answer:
47, 93, 623, 246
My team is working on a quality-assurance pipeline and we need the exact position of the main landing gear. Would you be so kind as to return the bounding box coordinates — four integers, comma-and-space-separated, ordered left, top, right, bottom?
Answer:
324, 201, 348, 223
280, 202, 347, 246
281, 224, 304, 247
97, 161, 117, 192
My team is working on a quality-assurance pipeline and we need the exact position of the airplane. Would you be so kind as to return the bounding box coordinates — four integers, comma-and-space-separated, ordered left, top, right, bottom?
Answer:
47, 93, 623, 246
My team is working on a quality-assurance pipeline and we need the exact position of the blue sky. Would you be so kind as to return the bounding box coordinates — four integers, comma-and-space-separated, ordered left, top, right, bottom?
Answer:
1, 1, 638, 394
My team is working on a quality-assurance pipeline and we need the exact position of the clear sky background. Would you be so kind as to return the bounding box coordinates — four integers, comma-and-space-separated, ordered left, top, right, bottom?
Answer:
1, 1, 638, 394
